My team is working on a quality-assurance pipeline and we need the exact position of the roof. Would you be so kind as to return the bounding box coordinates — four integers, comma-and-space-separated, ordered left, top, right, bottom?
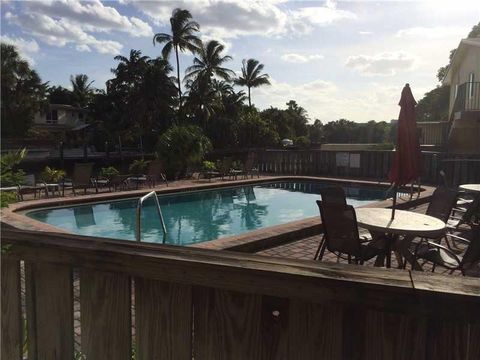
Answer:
49, 103, 88, 112
442, 37, 480, 85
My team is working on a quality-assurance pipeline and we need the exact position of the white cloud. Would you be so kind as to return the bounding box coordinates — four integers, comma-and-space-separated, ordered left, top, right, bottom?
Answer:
345, 52, 416, 76
5, 11, 123, 55
0, 35, 39, 65
358, 31, 372, 35
25, 0, 153, 37
4, 0, 154, 55
128, 0, 356, 42
281, 53, 324, 63
254, 77, 410, 123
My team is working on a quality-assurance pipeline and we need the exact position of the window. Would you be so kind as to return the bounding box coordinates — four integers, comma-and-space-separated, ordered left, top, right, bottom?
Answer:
468, 72, 475, 98
46, 110, 58, 124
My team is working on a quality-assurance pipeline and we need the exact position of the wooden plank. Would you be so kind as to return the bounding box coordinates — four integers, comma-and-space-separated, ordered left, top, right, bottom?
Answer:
289, 300, 342, 359
426, 318, 471, 360
1, 258, 22, 360
25, 262, 74, 360
135, 278, 192, 360
259, 296, 289, 360
364, 310, 426, 360
80, 269, 131, 360
194, 287, 262, 360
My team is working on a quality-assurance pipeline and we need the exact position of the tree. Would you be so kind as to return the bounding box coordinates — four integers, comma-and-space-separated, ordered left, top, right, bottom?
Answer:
236, 109, 279, 147
111, 49, 150, 89
153, 8, 201, 116
308, 119, 324, 144
185, 40, 235, 84
235, 58, 270, 107
156, 125, 212, 178
1, 43, 47, 137
416, 86, 450, 122
47, 85, 73, 105
70, 74, 94, 107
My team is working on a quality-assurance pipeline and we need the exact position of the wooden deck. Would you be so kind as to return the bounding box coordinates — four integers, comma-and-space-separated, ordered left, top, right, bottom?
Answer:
2, 225, 480, 360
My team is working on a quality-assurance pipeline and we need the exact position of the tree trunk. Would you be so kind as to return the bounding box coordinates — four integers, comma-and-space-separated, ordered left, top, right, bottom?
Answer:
248, 86, 251, 108
175, 45, 182, 122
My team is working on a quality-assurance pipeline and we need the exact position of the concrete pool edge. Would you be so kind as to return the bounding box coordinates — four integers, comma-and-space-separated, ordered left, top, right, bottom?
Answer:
1, 175, 435, 252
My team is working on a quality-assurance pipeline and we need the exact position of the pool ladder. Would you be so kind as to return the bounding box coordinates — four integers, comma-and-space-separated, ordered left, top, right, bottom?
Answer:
136, 191, 167, 243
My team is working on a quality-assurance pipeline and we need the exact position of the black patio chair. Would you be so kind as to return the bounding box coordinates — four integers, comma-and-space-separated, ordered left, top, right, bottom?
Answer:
61, 163, 97, 196
316, 200, 386, 264
314, 186, 347, 260
413, 226, 480, 276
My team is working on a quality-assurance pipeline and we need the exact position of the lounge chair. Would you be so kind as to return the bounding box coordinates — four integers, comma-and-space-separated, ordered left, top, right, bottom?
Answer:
61, 163, 97, 196
219, 157, 233, 180
17, 174, 47, 200
413, 226, 480, 276
316, 200, 386, 264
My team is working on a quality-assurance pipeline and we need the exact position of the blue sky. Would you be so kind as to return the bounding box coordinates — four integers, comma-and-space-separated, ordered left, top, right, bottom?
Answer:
1, 0, 479, 123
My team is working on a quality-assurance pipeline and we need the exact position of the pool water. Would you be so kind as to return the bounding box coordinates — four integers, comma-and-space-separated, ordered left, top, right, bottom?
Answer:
27, 181, 386, 245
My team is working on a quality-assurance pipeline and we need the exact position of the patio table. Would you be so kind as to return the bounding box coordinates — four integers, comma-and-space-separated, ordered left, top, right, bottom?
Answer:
356, 208, 446, 268
459, 184, 480, 193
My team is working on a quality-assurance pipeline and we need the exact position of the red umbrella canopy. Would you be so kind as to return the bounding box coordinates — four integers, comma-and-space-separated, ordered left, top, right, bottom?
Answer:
389, 84, 422, 185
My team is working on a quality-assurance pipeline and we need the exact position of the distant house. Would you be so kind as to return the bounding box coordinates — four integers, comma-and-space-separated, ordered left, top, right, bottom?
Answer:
33, 104, 90, 144
442, 38, 480, 154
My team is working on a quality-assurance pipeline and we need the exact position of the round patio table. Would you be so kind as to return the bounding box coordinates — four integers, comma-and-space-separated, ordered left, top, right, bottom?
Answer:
356, 208, 446, 268
459, 184, 480, 193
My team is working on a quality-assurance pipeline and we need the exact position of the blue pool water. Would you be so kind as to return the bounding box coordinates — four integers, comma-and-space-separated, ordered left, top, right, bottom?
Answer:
26, 181, 386, 245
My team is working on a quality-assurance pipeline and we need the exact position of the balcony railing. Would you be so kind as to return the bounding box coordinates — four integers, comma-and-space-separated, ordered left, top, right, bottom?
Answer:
452, 81, 480, 114
2, 226, 480, 359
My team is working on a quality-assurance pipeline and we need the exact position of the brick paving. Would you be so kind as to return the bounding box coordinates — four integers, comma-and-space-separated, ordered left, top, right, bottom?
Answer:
257, 203, 480, 278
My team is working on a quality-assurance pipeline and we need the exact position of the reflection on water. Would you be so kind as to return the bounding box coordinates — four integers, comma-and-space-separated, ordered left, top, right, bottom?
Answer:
27, 181, 385, 245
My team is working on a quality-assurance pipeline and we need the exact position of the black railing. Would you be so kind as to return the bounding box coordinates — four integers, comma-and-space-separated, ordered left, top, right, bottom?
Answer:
452, 81, 480, 113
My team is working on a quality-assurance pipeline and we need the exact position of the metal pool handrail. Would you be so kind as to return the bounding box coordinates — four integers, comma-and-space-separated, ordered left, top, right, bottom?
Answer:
136, 191, 167, 242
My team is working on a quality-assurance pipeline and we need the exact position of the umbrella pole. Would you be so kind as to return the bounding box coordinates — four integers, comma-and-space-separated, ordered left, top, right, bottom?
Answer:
391, 185, 397, 220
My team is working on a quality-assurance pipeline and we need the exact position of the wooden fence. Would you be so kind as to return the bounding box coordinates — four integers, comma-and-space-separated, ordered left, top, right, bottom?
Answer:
2, 227, 480, 360
256, 150, 480, 186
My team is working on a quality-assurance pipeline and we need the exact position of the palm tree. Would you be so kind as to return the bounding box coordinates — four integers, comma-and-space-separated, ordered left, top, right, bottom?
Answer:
185, 40, 235, 84
70, 74, 94, 107
234, 58, 270, 108
111, 49, 150, 86
153, 8, 201, 114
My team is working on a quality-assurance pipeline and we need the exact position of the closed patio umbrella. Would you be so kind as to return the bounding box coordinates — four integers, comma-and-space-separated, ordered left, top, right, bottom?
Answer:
389, 83, 422, 219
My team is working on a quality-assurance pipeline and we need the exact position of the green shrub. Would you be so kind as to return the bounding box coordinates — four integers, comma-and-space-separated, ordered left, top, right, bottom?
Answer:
202, 160, 216, 171
294, 136, 311, 149
1, 148, 27, 208
156, 125, 212, 179
100, 166, 120, 180
40, 166, 66, 183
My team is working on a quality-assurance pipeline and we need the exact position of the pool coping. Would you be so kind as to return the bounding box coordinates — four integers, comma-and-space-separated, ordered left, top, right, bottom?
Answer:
1, 175, 435, 252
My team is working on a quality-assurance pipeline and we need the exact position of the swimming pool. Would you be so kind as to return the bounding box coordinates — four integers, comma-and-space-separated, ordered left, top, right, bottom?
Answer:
26, 181, 386, 245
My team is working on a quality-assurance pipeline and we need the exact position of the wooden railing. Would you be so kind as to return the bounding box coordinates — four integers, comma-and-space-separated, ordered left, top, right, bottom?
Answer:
256, 150, 479, 186
2, 227, 480, 359
417, 122, 449, 146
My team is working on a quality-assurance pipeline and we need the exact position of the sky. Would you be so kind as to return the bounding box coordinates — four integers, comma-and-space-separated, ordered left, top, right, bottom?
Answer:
1, 0, 479, 123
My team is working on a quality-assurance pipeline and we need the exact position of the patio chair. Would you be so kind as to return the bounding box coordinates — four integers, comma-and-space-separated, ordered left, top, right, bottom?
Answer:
448, 195, 480, 229
413, 226, 480, 276
242, 152, 259, 179
217, 157, 233, 180
426, 187, 459, 223
17, 174, 48, 200
316, 200, 386, 264
314, 186, 347, 259
61, 163, 97, 196
96, 174, 132, 192
146, 160, 168, 187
